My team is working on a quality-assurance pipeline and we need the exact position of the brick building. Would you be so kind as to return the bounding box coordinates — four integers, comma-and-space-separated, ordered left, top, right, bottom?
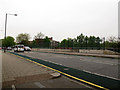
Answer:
35, 37, 59, 48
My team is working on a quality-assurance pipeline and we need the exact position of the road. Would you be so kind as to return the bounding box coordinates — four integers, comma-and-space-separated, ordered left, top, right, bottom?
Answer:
19, 51, 119, 80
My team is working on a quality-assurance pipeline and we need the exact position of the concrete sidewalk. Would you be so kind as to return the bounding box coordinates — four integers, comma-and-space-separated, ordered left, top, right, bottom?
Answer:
2, 51, 93, 89
32, 49, 119, 59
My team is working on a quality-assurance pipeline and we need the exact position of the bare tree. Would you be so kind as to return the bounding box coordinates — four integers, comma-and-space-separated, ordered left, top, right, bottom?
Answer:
108, 36, 117, 43
34, 32, 45, 39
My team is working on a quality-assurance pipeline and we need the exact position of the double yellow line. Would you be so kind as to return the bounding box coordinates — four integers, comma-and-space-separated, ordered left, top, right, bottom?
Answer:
10, 52, 109, 90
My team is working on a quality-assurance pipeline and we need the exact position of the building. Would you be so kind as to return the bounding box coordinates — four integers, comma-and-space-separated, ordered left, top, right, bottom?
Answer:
35, 39, 45, 47
35, 37, 59, 48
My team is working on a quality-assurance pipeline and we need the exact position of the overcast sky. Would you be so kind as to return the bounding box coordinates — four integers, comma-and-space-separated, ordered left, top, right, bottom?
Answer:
0, 0, 119, 41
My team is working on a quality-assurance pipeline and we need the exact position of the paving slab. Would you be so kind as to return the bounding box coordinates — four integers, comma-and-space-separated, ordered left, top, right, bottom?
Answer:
15, 76, 93, 89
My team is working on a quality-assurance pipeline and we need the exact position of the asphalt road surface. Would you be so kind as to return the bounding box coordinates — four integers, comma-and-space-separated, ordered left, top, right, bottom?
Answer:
19, 51, 120, 80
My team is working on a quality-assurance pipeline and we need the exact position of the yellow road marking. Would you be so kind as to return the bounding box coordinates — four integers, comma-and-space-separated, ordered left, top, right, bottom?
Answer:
9, 52, 109, 90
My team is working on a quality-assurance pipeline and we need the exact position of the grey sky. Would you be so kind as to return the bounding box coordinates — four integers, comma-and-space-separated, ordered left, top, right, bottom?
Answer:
0, 0, 119, 41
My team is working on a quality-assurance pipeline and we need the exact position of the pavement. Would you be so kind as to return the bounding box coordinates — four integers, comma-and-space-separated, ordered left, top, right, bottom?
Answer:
15, 76, 89, 88
1, 50, 93, 89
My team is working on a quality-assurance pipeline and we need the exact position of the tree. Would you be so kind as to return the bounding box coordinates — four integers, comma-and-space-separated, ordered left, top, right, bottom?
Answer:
16, 33, 30, 45
67, 38, 73, 48
118, 37, 120, 49
60, 39, 68, 48
73, 38, 77, 48
59, 33, 120, 50
2, 36, 15, 47
44, 36, 50, 48
108, 36, 117, 43
0, 39, 2, 47
84, 36, 88, 49
77, 33, 85, 48
107, 36, 118, 48
34, 32, 44, 39
95, 37, 101, 49
88, 36, 96, 48
6, 36, 15, 47
29, 40, 39, 48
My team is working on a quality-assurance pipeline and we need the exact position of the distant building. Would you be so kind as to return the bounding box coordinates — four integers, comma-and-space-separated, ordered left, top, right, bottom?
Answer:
28, 41, 33, 44
35, 39, 45, 47
50, 40, 59, 48
35, 37, 59, 48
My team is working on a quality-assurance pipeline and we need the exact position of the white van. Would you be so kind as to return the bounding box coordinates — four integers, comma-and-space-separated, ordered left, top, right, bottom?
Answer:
24, 46, 31, 51
14, 45, 24, 52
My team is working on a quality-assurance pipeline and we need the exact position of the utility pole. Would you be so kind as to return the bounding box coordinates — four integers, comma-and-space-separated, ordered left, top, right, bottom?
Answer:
4, 13, 17, 53
4, 14, 7, 52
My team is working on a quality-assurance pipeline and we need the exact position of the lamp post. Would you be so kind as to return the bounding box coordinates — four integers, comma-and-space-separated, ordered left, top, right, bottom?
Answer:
4, 13, 17, 53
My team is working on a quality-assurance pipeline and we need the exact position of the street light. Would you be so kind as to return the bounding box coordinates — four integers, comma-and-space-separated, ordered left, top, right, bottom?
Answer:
4, 13, 17, 53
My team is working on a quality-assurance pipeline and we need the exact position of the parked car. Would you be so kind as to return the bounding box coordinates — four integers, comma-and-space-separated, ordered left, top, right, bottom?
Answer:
7, 47, 12, 50
0, 47, 2, 50
14, 45, 24, 52
24, 46, 31, 51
